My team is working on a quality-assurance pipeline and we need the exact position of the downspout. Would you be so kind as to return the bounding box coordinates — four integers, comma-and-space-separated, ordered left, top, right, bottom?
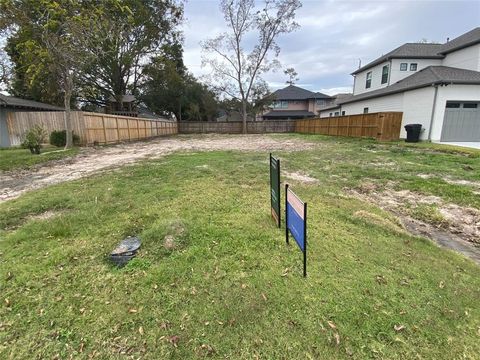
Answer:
427, 84, 439, 141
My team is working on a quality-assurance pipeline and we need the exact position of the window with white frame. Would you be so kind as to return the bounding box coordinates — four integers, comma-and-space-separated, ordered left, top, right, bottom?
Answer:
365, 71, 372, 88
316, 99, 326, 106
410, 63, 418, 71
381, 65, 389, 84
400, 63, 408, 71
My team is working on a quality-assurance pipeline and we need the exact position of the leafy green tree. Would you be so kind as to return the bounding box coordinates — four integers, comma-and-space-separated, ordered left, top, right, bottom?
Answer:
1, 0, 184, 110
79, 0, 184, 107
141, 45, 219, 121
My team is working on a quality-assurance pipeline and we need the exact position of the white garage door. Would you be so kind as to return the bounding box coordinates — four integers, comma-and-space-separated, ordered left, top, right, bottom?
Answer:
441, 101, 480, 142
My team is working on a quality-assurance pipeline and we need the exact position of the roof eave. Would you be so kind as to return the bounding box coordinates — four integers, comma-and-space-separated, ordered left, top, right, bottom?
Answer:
339, 80, 480, 104
351, 55, 445, 75
438, 40, 480, 55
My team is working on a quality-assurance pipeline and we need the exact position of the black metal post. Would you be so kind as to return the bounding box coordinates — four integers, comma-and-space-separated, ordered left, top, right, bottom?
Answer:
269, 153, 273, 212
277, 158, 281, 228
303, 202, 307, 278
285, 184, 289, 245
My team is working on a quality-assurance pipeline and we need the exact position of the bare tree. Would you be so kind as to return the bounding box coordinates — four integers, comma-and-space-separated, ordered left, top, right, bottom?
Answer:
284, 67, 298, 85
201, 0, 301, 133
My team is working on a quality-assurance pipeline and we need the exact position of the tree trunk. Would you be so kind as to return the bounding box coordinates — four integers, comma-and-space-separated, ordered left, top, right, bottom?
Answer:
64, 74, 73, 149
241, 100, 247, 134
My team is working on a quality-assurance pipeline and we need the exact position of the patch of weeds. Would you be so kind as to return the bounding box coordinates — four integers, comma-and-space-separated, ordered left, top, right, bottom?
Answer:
407, 203, 449, 227
353, 210, 405, 234
123, 257, 152, 271
141, 218, 189, 256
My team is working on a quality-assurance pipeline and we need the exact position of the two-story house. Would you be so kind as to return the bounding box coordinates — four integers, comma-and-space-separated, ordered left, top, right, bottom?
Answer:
261, 85, 333, 120
319, 27, 480, 144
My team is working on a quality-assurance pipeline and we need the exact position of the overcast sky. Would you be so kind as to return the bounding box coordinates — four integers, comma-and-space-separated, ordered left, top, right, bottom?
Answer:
182, 0, 480, 95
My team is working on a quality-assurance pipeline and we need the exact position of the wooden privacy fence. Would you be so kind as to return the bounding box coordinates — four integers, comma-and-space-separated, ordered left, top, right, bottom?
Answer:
7, 111, 177, 146
178, 120, 296, 134
83, 112, 176, 145
296, 112, 403, 141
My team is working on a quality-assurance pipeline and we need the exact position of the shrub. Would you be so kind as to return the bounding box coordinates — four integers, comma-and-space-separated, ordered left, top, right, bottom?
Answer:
21, 125, 47, 154
49, 130, 80, 147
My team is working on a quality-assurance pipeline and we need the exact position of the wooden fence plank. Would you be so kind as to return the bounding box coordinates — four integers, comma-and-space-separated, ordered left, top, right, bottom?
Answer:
294, 112, 402, 141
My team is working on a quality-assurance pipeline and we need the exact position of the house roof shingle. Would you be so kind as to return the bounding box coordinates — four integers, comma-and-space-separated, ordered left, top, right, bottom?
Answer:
352, 43, 444, 75
340, 66, 480, 105
0, 94, 63, 111
272, 85, 331, 100
263, 110, 316, 118
352, 27, 480, 75
439, 27, 480, 54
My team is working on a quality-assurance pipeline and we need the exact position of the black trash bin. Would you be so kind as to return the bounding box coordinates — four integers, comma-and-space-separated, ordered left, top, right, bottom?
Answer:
404, 124, 422, 143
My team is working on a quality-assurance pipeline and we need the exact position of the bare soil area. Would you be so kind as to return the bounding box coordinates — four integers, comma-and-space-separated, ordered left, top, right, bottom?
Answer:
349, 182, 480, 264
0, 134, 315, 203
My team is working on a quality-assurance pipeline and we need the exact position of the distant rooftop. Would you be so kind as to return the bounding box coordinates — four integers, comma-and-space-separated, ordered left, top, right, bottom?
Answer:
272, 85, 332, 100
0, 93, 63, 111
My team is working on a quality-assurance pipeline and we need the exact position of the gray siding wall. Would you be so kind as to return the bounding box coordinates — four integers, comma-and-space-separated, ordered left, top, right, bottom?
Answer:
0, 108, 11, 148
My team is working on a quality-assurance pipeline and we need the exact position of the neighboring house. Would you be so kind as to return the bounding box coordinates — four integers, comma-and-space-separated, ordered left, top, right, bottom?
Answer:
261, 85, 333, 120
0, 94, 63, 148
106, 94, 138, 117
319, 27, 480, 143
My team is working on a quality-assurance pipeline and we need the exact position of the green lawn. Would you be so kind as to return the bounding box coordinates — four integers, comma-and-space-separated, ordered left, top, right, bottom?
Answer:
0, 146, 79, 172
1, 135, 479, 359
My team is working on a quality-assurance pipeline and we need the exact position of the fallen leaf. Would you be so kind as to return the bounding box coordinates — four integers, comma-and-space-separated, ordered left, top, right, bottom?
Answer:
394, 324, 405, 332
261, 293, 267, 302
168, 335, 180, 347
241, 283, 247, 289
128, 308, 137, 314
439, 281, 445, 289
200, 344, 215, 355
139, 326, 144, 335
327, 321, 337, 330
334, 333, 340, 345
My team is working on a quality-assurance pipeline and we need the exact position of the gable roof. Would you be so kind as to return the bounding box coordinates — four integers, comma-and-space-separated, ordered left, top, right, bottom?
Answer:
272, 85, 331, 100
340, 66, 480, 104
352, 27, 480, 76
438, 27, 480, 54
352, 43, 444, 75
0, 94, 63, 111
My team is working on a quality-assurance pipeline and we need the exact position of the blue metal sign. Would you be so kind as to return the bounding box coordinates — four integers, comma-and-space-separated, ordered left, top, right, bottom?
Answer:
285, 184, 307, 277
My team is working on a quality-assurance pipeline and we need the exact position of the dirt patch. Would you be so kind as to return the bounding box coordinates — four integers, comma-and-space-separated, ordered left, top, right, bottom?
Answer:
417, 173, 480, 189
283, 171, 318, 184
0, 134, 317, 203
163, 235, 177, 250
29, 210, 64, 221
348, 183, 480, 264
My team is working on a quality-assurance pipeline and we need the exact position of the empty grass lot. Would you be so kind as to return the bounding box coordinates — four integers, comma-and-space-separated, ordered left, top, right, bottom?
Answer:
0, 146, 79, 172
1, 134, 479, 359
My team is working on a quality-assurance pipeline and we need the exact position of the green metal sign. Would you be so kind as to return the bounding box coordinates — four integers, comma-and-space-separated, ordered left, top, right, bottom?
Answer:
270, 153, 281, 227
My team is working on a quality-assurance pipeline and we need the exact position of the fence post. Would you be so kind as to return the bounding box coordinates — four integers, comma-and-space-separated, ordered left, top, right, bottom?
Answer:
115, 117, 120, 143
101, 115, 107, 144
